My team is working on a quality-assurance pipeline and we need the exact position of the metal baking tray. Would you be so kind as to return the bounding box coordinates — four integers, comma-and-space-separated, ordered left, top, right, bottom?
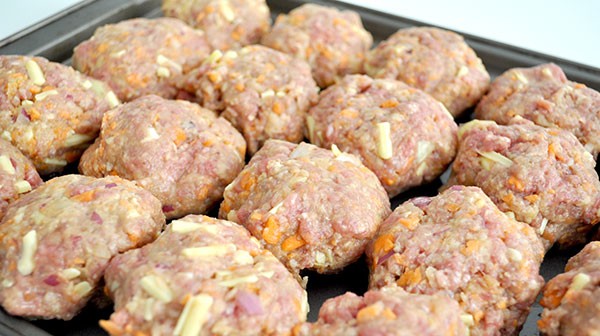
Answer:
1, 0, 599, 335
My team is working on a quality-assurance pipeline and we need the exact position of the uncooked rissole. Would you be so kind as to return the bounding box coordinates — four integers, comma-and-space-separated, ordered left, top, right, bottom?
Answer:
475, 63, 600, 157
261, 3, 373, 88
538, 241, 600, 335
79, 95, 246, 220
101, 215, 308, 336
0, 55, 118, 174
307, 74, 458, 197
367, 186, 544, 336
178, 46, 318, 154
0, 138, 42, 218
448, 118, 600, 248
162, 0, 271, 50
294, 287, 468, 336
220, 140, 390, 274
365, 27, 490, 117
0, 175, 165, 320
73, 17, 210, 102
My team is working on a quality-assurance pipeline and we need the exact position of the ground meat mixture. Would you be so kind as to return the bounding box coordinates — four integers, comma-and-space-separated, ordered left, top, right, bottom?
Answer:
178, 45, 318, 154
0, 55, 117, 174
261, 4, 373, 88
475, 63, 600, 157
101, 215, 308, 336
73, 18, 210, 102
539, 242, 600, 335
162, 0, 270, 50
220, 140, 390, 274
79, 95, 246, 220
0, 175, 165, 320
294, 287, 467, 336
448, 118, 600, 248
365, 27, 490, 117
367, 186, 544, 336
0, 138, 42, 218
308, 74, 457, 197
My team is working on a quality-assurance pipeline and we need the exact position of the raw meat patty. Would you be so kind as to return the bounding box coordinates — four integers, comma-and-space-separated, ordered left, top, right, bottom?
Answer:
101, 215, 308, 335
0, 55, 117, 174
367, 186, 544, 336
79, 95, 246, 220
261, 4, 373, 88
73, 18, 210, 102
365, 27, 490, 117
308, 74, 457, 197
178, 46, 318, 154
220, 140, 390, 273
448, 118, 600, 248
475, 63, 600, 157
0, 175, 165, 320
162, 0, 270, 50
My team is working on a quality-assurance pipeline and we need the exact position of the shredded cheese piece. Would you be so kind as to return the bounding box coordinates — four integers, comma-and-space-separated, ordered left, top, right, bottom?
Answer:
43, 158, 67, 166
172, 220, 218, 234
14, 180, 32, 194
331, 144, 342, 157
233, 250, 254, 265
376, 122, 393, 160
457, 66, 469, 77
539, 218, 548, 235
0, 155, 15, 174
62, 268, 81, 280
261, 89, 275, 99
220, 0, 235, 22
182, 244, 236, 258
34, 90, 58, 101
140, 275, 173, 303
568, 273, 591, 293
156, 54, 183, 72
65, 133, 94, 147
174, 294, 213, 336
514, 71, 529, 84
141, 127, 160, 143
25, 59, 45, 85
105, 91, 120, 108
218, 275, 259, 287
156, 66, 171, 78
506, 248, 523, 262
73, 281, 93, 298
476, 150, 513, 167
17, 230, 37, 275
306, 115, 316, 142
461, 313, 475, 326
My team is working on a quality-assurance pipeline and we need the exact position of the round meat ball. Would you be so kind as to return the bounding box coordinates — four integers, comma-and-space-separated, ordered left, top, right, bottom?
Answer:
162, 0, 270, 50
219, 140, 390, 274
475, 63, 600, 158
0, 175, 165, 320
0, 55, 118, 174
294, 287, 468, 336
73, 18, 210, 102
0, 138, 42, 218
261, 4, 373, 88
79, 95, 246, 220
308, 74, 458, 197
365, 27, 490, 117
448, 119, 600, 249
101, 215, 308, 336
539, 242, 600, 336
367, 186, 544, 336
178, 46, 318, 154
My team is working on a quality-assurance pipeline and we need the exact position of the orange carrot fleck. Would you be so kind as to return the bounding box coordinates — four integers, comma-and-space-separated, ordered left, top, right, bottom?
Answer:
524, 194, 539, 203
262, 216, 281, 244
380, 99, 399, 108
507, 176, 525, 191
273, 102, 283, 115
99, 320, 124, 336
372, 234, 395, 257
240, 172, 256, 191
174, 129, 186, 146
398, 216, 419, 230
72, 190, 95, 202
281, 234, 305, 252
397, 268, 422, 287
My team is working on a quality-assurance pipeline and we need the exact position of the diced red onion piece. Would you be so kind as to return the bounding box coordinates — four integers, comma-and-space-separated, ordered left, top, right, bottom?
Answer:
43, 274, 60, 286
91, 211, 103, 225
236, 291, 264, 316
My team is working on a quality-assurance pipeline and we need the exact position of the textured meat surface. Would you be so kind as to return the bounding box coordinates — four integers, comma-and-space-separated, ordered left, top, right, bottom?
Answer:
539, 242, 600, 336
0, 55, 117, 174
0, 175, 165, 320
308, 74, 457, 197
220, 140, 390, 274
261, 4, 373, 88
475, 63, 600, 157
365, 27, 490, 116
162, 0, 270, 50
0, 138, 42, 218
79, 95, 246, 219
295, 287, 467, 336
179, 46, 318, 154
102, 215, 308, 336
448, 119, 600, 248
367, 186, 544, 336
73, 18, 210, 102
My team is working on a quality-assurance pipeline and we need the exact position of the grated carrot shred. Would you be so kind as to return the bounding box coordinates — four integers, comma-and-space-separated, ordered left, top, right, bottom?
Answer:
281, 234, 305, 252
262, 217, 281, 244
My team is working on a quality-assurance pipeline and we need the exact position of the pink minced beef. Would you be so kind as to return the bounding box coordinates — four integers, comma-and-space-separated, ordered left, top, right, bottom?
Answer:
294, 287, 468, 336
79, 95, 246, 220
448, 118, 600, 249
0, 174, 165, 320
475, 63, 600, 157
219, 140, 390, 274
73, 18, 210, 102
365, 27, 490, 117
0, 55, 117, 175
538, 241, 600, 336
178, 45, 318, 154
162, 0, 271, 50
367, 186, 544, 336
0, 138, 42, 218
101, 215, 308, 336
261, 4, 373, 88
307, 74, 458, 197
